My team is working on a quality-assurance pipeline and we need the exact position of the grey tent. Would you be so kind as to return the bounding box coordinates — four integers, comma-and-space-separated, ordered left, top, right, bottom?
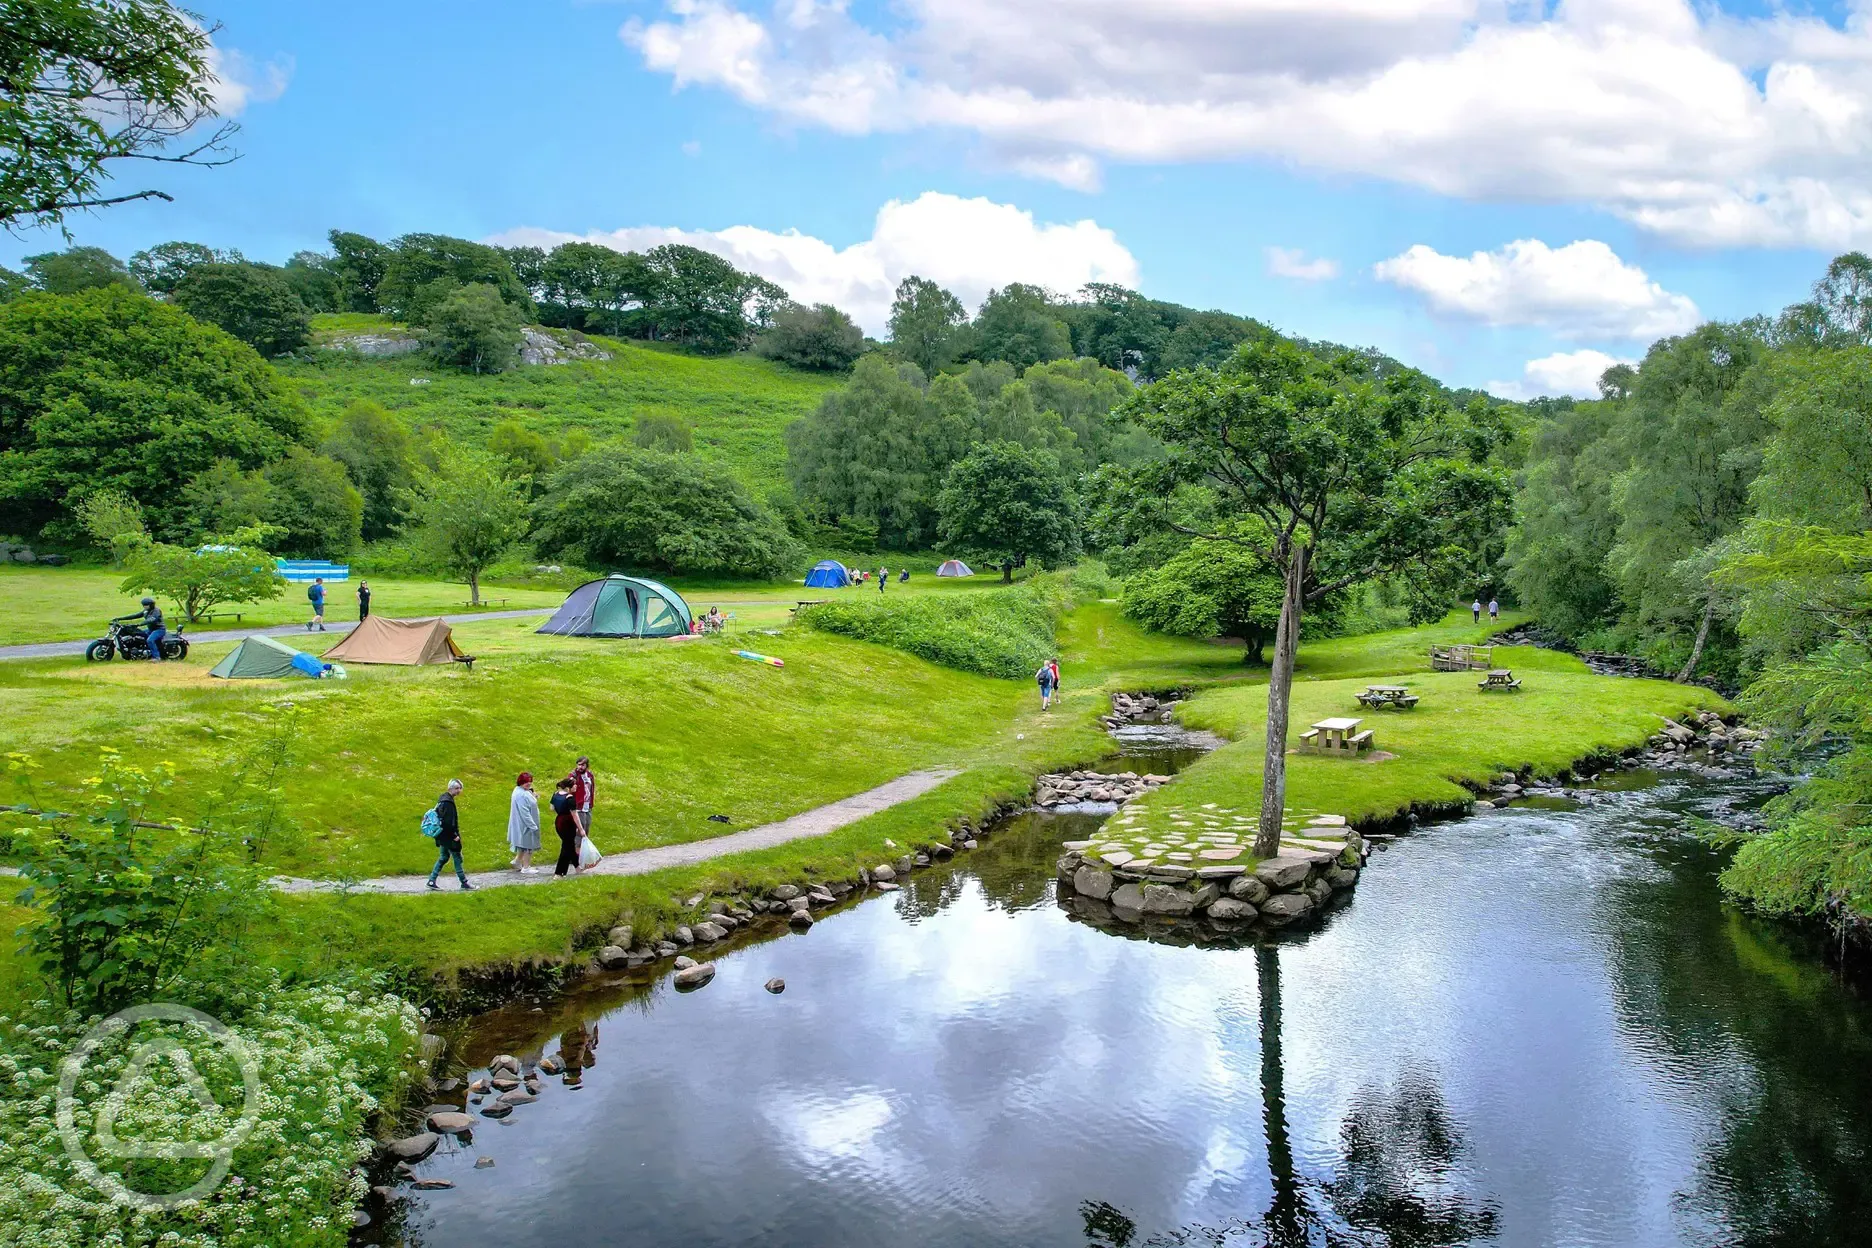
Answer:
209, 635, 321, 678
537, 575, 695, 638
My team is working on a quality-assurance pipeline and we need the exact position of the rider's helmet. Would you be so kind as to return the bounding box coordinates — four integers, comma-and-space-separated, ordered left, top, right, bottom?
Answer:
140, 597, 155, 607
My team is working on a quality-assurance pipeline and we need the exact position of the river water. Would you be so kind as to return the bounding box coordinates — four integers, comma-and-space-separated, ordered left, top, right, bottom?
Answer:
384, 752, 1872, 1248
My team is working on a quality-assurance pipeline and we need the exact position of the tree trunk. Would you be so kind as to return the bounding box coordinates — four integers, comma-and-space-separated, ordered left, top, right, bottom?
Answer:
1002, 561, 1014, 583
469, 569, 482, 607
1256, 546, 1307, 859
1242, 631, 1265, 665
1677, 593, 1715, 683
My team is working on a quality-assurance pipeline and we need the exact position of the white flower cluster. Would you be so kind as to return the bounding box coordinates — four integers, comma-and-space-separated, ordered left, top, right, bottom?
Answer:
0, 984, 422, 1248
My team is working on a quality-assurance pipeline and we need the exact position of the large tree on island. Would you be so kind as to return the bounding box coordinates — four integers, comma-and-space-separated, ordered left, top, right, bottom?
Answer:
1118, 340, 1511, 858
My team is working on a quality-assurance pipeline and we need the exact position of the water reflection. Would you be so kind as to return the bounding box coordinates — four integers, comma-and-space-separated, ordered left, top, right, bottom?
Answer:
390, 768, 1872, 1248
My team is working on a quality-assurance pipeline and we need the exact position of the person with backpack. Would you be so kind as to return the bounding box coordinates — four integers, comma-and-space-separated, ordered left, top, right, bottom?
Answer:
424, 779, 473, 890
307, 577, 327, 632
1035, 657, 1060, 710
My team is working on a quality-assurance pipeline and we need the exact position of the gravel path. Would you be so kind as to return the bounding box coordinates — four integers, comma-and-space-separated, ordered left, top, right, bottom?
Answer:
0, 609, 552, 662
271, 767, 961, 894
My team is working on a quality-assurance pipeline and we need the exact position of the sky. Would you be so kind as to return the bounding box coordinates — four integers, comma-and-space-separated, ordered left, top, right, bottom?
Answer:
7, 0, 1870, 398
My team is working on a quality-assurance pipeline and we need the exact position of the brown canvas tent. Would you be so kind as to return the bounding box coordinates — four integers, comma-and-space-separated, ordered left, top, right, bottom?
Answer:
322, 616, 468, 666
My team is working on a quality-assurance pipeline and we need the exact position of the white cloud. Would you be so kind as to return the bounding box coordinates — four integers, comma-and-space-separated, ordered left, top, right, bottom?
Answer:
202, 43, 292, 115
488, 190, 1139, 335
1265, 246, 1338, 282
1487, 349, 1634, 402
681, 139, 702, 156
622, 0, 1872, 247
1374, 239, 1700, 340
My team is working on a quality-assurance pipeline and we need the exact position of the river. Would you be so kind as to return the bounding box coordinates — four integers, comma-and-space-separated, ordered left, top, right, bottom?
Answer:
378, 748, 1872, 1247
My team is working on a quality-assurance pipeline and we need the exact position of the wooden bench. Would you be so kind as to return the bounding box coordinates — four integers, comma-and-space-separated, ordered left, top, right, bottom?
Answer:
1349, 729, 1375, 751
197, 611, 244, 625
462, 598, 510, 608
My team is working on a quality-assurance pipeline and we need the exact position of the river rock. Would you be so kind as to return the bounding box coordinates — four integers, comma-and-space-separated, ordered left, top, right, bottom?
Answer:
788, 896, 811, 912
1072, 865, 1114, 901
872, 863, 897, 882
1304, 878, 1333, 906
537, 1056, 563, 1075
467, 1077, 490, 1094
1207, 897, 1257, 921
1110, 882, 1145, 912
674, 955, 697, 970
875, 881, 901, 892
693, 921, 726, 942
1140, 883, 1196, 916
1255, 856, 1313, 890
674, 961, 717, 989
707, 912, 737, 930
895, 855, 914, 875
1327, 866, 1359, 890
475, 1156, 496, 1169
1189, 882, 1220, 909
808, 886, 836, 905
427, 1111, 474, 1134
1259, 892, 1315, 926
491, 1076, 520, 1091
597, 945, 630, 969
607, 925, 633, 949
788, 909, 815, 928
385, 1132, 438, 1162
496, 1090, 537, 1106
656, 941, 679, 957
765, 977, 786, 994
674, 926, 694, 945
489, 1055, 521, 1076
411, 1178, 455, 1191
480, 1102, 512, 1119
1228, 875, 1271, 904
771, 884, 801, 901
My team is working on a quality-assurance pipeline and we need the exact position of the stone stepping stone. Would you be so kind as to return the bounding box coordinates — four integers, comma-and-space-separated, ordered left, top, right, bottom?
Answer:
1167, 852, 1193, 862
1198, 848, 1243, 860
1128, 857, 1158, 869
1286, 837, 1348, 852
1197, 864, 1247, 879
1100, 843, 1128, 853
1062, 840, 1095, 850
1101, 850, 1134, 867
1309, 815, 1348, 826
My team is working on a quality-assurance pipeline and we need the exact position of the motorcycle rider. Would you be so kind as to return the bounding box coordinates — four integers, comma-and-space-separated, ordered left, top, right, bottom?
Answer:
111, 597, 167, 661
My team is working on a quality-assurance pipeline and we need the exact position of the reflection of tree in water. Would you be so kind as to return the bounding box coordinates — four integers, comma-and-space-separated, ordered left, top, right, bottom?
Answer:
1083, 1198, 1139, 1247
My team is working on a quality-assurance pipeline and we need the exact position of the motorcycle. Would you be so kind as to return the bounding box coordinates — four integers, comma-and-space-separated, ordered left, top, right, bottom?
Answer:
86, 620, 188, 662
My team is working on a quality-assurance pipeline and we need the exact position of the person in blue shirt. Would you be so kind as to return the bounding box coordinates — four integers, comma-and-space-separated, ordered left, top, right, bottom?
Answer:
306, 577, 327, 632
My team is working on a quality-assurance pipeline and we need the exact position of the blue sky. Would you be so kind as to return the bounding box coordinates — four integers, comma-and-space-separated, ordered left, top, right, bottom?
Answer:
6, 0, 1863, 397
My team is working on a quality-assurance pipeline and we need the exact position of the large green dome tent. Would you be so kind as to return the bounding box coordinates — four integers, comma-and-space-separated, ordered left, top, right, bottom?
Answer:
538, 575, 695, 638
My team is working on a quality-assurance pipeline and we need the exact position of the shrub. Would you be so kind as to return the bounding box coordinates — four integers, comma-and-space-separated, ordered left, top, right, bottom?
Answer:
173, 261, 313, 357
70, 489, 148, 564
797, 575, 1072, 678
420, 282, 522, 373
754, 303, 866, 371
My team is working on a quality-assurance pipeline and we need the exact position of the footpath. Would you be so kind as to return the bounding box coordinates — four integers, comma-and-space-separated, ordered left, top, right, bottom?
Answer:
0, 609, 551, 662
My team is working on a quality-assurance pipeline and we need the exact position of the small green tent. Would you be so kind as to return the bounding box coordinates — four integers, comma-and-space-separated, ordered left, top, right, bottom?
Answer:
537, 575, 695, 638
210, 634, 316, 679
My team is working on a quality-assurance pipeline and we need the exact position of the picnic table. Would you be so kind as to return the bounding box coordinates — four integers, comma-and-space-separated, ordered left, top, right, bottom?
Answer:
791, 599, 827, 615
1300, 716, 1375, 755
1478, 668, 1522, 691
1356, 683, 1419, 710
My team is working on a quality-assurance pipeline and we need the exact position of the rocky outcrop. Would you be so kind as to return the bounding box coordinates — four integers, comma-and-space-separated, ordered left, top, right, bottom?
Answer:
519, 328, 612, 365
328, 333, 421, 357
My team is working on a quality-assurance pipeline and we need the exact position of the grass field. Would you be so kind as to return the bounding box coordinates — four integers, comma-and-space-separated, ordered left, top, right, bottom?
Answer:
280, 316, 843, 500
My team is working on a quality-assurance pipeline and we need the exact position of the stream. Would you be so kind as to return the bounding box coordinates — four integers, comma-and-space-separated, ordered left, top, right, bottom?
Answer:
375, 736, 1872, 1248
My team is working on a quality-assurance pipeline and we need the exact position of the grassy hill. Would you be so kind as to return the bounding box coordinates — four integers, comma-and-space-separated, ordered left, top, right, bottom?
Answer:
277, 314, 843, 500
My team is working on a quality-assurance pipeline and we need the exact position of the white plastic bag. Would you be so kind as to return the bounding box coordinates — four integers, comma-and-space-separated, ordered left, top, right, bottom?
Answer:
578, 836, 602, 869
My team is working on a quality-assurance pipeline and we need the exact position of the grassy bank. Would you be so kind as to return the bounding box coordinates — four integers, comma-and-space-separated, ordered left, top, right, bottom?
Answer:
796, 574, 1073, 678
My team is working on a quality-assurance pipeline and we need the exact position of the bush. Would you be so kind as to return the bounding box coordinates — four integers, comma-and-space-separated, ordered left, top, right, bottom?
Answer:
173, 262, 312, 357
797, 575, 1072, 678
754, 303, 866, 371
420, 282, 522, 373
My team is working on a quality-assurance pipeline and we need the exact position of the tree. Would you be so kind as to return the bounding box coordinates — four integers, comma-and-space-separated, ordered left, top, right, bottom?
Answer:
0, 284, 308, 540
69, 486, 147, 564
487, 418, 555, 493
539, 241, 653, 334
128, 240, 235, 295
633, 414, 693, 453
1118, 339, 1511, 857
1506, 399, 1625, 637
936, 441, 1081, 581
377, 233, 532, 323
182, 457, 274, 533
172, 261, 312, 356
421, 282, 523, 373
533, 447, 799, 578
639, 243, 769, 352
755, 303, 866, 371
22, 245, 134, 293
1122, 536, 1286, 662
0, 265, 30, 303
320, 399, 416, 539
973, 283, 1072, 370
0, 0, 236, 231
281, 250, 342, 313
401, 449, 529, 604
887, 276, 968, 377
260, 448, 361, 557
327, 230, 390, 312
118, 523, 288, 623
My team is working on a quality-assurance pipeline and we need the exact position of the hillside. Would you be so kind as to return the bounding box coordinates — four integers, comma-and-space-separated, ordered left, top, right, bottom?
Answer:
276, 314, 843, 500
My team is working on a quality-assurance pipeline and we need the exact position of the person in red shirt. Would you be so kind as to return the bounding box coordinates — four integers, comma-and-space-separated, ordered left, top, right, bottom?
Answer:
570, 756, 596, 838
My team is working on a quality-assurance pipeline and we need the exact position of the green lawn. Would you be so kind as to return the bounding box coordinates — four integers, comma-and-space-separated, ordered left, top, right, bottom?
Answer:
281, 317, 843, 499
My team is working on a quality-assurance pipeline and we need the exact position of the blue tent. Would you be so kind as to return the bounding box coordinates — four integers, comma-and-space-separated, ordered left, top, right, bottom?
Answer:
804, 559, 852, 589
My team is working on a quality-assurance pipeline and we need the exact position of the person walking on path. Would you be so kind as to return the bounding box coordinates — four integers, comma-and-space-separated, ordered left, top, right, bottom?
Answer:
1035, 658, 1060, 710
426, 780, 473, 890
357, 579, 371, 621
307, 577, 327, 631
550, 777, 584, 877
571, 756, 596, 838
507, 772, 541, 873
1488, 598, 1500, 623
1472, 598, 1482, 624
878, 566, 888, 593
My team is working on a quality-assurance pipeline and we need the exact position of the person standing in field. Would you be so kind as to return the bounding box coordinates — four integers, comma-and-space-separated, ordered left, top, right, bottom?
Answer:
307, 577, 327, 631
550, 777, 584, 877
426, 780, 473, 891
1472, 598, 1482, 624
571, 756, 596, 839
878, 566, 888, 593
508, 772, 541, 873
1036, 657, 1060, 710
1488, 597, 1500, 623
357, 579, 372, 620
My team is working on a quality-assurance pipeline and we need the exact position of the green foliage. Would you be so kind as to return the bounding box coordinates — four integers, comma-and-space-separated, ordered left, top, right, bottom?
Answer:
755, 302, 867, 371
1123, 536, 1286, 662
128, 240, 236, 295
798, 576, 1070, 678
401, 448, 529, 602
937, 441, 1081, 580
1507, 399, 1625, 635
118, 525, 288, 622
0, 265, 29, 303
0, 285, 308, 541
533, 446, 799, 578
22, 245, 136, 294
0, 0, 226, 231
320, 399, 417, 540
182, 458, 275, 533
260, 447, 362, 557
888, 275, 969, 377
326, 230, 391, 312
537, 240, 652, 334
488, 417, 556, 487
972, 283, 1072, 369
69, 487, 146, 563
173, 261, 313, 357
376, 232, 532, 322
281, 249, 342, 313
421, 281, 523, 373
634, 413, 695, 453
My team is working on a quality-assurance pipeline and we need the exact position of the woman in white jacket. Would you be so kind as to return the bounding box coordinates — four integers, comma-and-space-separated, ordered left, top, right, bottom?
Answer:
507, 772, 542, 873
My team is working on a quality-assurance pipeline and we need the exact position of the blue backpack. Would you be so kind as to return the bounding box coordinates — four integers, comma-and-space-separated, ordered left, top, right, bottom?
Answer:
420, 807, 442, 839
